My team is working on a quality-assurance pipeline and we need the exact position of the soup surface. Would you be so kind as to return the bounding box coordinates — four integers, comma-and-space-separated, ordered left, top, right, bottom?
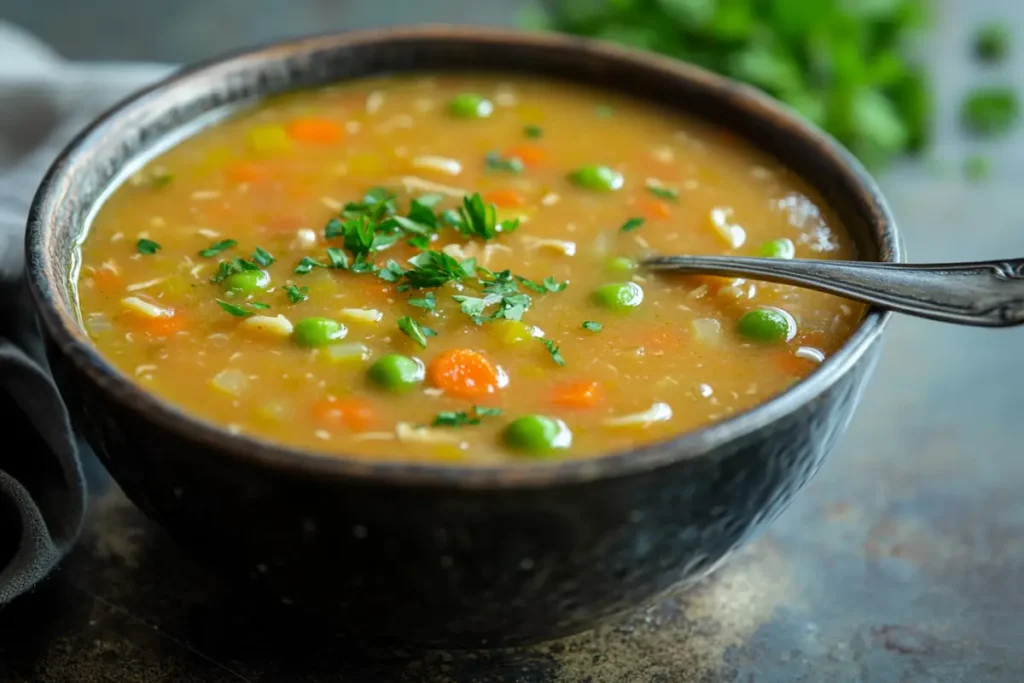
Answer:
78, 74, 863, 464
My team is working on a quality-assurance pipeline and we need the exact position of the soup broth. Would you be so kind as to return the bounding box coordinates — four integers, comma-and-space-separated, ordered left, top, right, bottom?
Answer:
78, 74, 863, 463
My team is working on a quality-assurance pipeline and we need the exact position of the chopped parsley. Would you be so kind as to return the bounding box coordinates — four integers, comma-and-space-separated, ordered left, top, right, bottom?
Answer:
582, 321, 602, 332
975, 25, 1010, 63
515, 275, 568, 293
404, 250, 476, 289
376, 260, 406, 283
540, 338, 565, 366
408, 194, 443, 227
136, 238, 161, 255
408, 291, 436, 311
210, 257, 261, 284
961, 87, 1020, 136
484, 151, 525, 174
620, 217, 645, 232
448, 193, 520, 240
294, 256, 327, 275
326, 247, 349, 270
215, 299, 269, 317
199, 239, 238, 258
524, 124, 543, 138
284, 285, 308, 303
432, 405, 503, 428
252, 246, 275, 267
150, 172, 173, 189
397, 316, 432, 348
645, 182, 679, 201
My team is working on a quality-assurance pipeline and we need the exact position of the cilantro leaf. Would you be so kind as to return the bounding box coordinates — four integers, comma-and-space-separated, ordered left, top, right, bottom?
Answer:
620, 217, 645, 232
252, 246, 275, 266
294, 256, 327, 275
404, 251, 476, 288
432, 405, 502, 427
326, 247, 349, 270
524, 124, 543, 138
540, 338, 565, 366
515, 275, 568, 293
451, 193, 519, 240
376, 260, 405, 282
284, 285, 308, 303
582, 321, 602, 332
199, 239, 237, 258
210, 257, 260, 284
485, 151, 525, 173
645, 182, 679, 201
408, 292, 436, 311
216, 299, 268, 317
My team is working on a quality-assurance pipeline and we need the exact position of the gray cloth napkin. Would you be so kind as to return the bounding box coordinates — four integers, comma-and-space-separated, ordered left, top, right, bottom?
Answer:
0, 22, 171, 604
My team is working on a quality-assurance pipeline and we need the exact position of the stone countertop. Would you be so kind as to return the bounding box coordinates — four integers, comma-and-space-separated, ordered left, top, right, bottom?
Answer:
2, 0, 1024, 680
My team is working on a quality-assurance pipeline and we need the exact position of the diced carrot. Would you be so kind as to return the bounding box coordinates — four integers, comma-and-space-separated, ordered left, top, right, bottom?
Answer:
91, 268, 123, 294
428, 349, 503, 398
311, 396, 377, 432
484, 189, 526, 208
504, 144, 546, 167
287, 117, 345, 145
127, 312, 184, 338
224, 162, 267, 184
641, 198, 672, 220
551, 380, 604, 409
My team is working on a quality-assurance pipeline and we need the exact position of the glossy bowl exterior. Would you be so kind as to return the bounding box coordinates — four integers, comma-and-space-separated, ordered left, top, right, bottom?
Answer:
26, 27, 899, 648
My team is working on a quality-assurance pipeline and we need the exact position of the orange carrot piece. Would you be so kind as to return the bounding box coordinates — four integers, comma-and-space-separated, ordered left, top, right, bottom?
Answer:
551, 380, 604, 409
224, 162, 267, 184
311, 396, 377, 432
484, 189, 526, 208
504, 144, 545, 167
91, 268, 123, 294
428, 349, 503, 398
126, 312, 183, 338
641, 198, 672, 220
287, 117, 345, 145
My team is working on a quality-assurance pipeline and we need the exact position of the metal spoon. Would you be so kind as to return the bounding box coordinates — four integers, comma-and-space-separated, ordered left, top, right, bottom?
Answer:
642, 256, 1024, 327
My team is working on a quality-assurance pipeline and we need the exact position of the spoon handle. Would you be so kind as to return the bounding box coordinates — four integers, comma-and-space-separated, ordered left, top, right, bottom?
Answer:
643, 256, 1024, 327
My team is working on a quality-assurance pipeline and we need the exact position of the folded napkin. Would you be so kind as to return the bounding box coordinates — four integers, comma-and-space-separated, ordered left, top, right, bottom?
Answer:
0, 22, 171, 604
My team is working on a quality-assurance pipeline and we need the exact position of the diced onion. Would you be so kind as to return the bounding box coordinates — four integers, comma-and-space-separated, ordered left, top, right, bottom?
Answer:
85, 313, 112, 335
289, 229, 318, 250
121, 296, 172, 319
399, 176, 467, 197
325, 342, 372, 364
709, 207, 747, 249
521, 236, 577, 256
691, 318, 722, 345
412, 156, 462, 176
540, 192, 560, 207
126, 276, 170, 292
210, 368, 248, 396
338, 308, 383, 325
241, 314, 294, 337
604, 402, 673, 428
795, 346, 826, 363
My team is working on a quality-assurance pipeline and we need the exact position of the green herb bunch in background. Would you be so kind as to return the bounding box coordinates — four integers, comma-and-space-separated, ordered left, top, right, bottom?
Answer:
530, 0, 932, 170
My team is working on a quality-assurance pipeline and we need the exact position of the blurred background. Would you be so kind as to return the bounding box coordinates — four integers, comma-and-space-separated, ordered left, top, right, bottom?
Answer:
3, 0, 1024, 680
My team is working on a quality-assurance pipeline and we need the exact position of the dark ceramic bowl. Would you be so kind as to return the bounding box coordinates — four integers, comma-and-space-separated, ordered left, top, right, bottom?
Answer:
26, 26, 899, 648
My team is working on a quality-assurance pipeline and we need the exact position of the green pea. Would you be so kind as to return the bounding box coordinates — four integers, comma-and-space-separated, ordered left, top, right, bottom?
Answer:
368, 353, 424, 392
503, 415, 572, 456
223, 269, 270, 294
592, 282, 644, 312
568, 165, 624, 192
292, 317, 347, 347
604, 255, 637, 274
737, 307, 797, 343
758, 238, 796, 259
449, 93, 493, 119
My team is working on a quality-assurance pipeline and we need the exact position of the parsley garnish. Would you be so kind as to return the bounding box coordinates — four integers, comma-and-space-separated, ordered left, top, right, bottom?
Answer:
524, 124, 543, 139
645, 182, 679, 201
294, 256, 327, 275
485, 151, 525, 174
449, 193, 520, 240
397, 316, 432, 348
404, 250, 476, 289
408, 292, 436, 311
961, 87, 1020, 136
432, 405, 503, 428
540, 338, 565, 366
326, 247, 349, 270
216, 299, 269, 317
284, 285, 308, 303
252, 247, 275, 267
137, 238, 161, 255
620, 217, 645, 232
515, 275, 568, 293
210, 257, 261, 284
199, 239, 238, 258
408, 194, 443, 227
582, 321, 602, 332
376, 260, 405, 283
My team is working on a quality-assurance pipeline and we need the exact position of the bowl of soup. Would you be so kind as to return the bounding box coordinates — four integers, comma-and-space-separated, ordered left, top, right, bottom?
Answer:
26, 26, 897, 647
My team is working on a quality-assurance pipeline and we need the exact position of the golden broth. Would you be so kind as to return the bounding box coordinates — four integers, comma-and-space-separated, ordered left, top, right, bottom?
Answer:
77, 74, 863, 464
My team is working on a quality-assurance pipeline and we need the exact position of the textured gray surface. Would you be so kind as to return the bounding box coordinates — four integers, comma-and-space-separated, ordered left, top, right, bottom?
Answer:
2, 0, 1024, 681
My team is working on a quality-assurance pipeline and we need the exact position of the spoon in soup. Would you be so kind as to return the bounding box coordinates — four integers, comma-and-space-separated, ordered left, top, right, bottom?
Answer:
642, 255, 1024, 327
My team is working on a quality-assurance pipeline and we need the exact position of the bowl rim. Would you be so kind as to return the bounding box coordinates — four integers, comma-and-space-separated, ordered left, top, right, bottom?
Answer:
26, 24, 900, 489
